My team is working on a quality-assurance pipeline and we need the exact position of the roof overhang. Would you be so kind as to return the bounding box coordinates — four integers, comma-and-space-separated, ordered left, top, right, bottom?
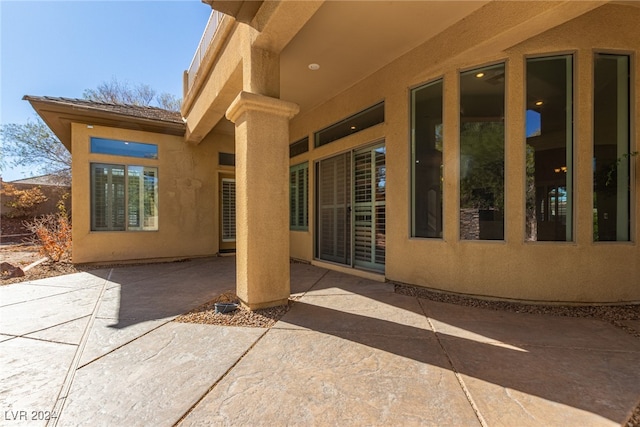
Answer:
202, 0, 263, 24
24, 96, 186, 152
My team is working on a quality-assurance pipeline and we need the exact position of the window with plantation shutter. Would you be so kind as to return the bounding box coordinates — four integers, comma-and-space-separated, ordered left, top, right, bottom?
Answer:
91, 163, 158, 232
221, 178, 236, 241
290, 162, 308, 231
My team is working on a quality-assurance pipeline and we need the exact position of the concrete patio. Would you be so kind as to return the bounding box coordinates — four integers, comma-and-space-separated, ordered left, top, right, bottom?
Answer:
1, 256, 639, 426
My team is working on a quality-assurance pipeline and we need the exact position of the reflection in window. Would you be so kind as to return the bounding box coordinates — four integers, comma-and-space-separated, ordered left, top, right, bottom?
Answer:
460, 63, 505, 240
593, 54, 631, 242
315, 102, 384, 147
91, 163, 158, 231
526, 55, 573, 241
411, 79, 443, 238
91, 137, 158, 159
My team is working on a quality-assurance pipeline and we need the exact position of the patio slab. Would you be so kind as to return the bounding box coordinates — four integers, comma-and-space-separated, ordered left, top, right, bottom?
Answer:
275, 292, 432, 337
57, 322, 265, 427
421, 299, 640, 352
79, 317, 169, 366
25, 316, 90, 346
27, 271, 107, 289
0, 286, 102, 336
441, 340, 640, 426
622, 319, 640, 333
0, 283, 77, 307
0, 337, 76, 427
303, 269, 393, 296
180, 328, 480, 426
0, 334, 15, 343
290, 262, 329, 295
1, 258, 638, 427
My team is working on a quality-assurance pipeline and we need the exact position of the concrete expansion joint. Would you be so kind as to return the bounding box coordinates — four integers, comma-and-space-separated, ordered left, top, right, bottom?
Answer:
300, 269, 331, 297
420, 300, 489, 427
46, 269, 112, 427
0, 288, 87, 309
16, 335, 78, 347
174, 328, 269, 426
76, 320, 172, 370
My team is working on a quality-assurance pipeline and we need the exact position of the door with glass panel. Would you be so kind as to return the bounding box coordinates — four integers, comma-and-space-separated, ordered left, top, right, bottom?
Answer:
316, 143, 386, 272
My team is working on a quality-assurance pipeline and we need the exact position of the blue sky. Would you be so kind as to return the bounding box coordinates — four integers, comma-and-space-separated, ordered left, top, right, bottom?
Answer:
0, 0, 212, 180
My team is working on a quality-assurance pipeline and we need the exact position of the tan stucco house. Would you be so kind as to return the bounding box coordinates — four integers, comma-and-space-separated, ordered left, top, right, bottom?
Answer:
27, 1, 639, 308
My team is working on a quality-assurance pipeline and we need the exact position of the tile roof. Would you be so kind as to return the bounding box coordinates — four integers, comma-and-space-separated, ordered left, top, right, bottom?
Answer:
22, 95, 184, 124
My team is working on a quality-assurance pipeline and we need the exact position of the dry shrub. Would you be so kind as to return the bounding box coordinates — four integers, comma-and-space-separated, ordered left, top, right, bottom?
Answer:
24, 213, 71, 262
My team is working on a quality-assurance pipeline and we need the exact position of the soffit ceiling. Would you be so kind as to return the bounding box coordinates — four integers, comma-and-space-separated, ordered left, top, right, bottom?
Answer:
279, 1, 489, 112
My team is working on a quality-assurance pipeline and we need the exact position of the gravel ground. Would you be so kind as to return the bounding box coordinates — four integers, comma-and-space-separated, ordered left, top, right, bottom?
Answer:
395, 283, 640, 338
174, 297, 293, 328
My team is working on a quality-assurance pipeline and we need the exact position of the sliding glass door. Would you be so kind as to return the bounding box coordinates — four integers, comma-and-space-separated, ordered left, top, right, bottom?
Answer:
316, 142, 386, 272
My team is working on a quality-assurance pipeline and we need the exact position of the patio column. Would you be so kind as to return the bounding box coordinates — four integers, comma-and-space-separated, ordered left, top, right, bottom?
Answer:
226, 91, 299, 310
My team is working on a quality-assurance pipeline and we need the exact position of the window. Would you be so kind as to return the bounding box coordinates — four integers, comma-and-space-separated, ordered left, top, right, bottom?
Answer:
460, 63, 505, 240
219, 152, 235, 166
593, 53, 632, 242
91, 163, 158, 231
290, 162, 309, 230
315, 102, 384, 147
221, 179, 236, 241
290, 137, 309, 158
411, 79, 443, 238
91, 137, 158, 159
526, 55, 573, 242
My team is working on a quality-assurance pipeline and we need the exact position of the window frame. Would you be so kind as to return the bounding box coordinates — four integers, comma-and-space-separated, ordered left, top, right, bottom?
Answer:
592, 51, 635, 243
90, 137, 158, 159
90, 162, 159, 232
410, 77, 444, 239
523, 53, 575, 243
458, 61, 507, 241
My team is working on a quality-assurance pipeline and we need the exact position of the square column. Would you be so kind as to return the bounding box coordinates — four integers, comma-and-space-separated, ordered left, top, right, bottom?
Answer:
226, 91, 300, 309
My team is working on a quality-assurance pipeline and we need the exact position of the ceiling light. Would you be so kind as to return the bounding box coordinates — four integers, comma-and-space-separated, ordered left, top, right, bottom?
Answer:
535, 101, 543, 106
308, 63, 320, 71
475, 72, 485, 78
350, 126, 357, 130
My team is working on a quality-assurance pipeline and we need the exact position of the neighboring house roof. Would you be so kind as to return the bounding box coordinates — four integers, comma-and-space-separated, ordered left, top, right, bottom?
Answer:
5, 174, 70, 187
23, 95, 186, 151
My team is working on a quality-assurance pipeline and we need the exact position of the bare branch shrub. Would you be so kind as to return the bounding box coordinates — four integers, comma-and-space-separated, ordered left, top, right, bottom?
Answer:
24, 213, 71, 262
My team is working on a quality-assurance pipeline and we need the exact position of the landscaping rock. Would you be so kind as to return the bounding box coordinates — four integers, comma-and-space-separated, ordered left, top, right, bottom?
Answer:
1, 261, 25, 278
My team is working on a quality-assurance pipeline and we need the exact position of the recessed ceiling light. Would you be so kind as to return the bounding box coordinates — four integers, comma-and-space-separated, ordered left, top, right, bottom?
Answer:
308, 63, 320, 71
475, 72, 485, 78
350, 126, 356, 130
535, 100, 544, 106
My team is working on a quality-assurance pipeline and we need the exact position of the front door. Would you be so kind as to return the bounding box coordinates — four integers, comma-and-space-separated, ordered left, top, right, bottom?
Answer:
316, 142, 386, 272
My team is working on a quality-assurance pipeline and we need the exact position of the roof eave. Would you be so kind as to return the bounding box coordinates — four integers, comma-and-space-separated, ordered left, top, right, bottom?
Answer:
24, 96, 186, 152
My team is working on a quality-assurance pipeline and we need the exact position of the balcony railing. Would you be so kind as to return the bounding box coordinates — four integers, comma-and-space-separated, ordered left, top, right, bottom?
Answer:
186, 10, 225, 93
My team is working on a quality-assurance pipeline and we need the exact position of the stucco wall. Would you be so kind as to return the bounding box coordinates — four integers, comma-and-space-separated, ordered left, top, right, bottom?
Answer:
288, 4, 639, 303
71, 124, 229, 264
